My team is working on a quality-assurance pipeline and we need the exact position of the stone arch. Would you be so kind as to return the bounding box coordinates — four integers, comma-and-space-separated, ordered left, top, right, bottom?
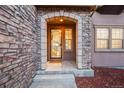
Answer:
40, 11, 83, 69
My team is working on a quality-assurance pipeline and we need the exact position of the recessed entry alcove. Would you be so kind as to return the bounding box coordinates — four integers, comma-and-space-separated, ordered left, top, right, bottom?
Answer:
40, 12, 84, 70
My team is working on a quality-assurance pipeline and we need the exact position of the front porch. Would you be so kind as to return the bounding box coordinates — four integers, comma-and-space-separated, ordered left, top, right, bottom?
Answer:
46, 61, 76, 71
30, 67, 124, 88
37, 61, 94, 77
29, 60, 94, 88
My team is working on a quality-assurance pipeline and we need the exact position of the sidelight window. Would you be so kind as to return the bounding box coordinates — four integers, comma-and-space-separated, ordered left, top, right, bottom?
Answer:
65, 29, 72, 50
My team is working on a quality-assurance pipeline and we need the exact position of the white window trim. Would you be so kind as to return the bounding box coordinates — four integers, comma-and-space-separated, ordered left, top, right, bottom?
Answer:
95, 25, 124, 52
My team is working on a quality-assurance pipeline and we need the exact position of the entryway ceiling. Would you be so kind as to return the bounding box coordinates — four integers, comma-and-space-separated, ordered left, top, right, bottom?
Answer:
47, 16, 76, 25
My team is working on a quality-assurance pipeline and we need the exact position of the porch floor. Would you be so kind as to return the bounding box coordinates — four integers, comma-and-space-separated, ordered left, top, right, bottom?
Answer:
38, 61, 94, 77
46, 61, 77, 71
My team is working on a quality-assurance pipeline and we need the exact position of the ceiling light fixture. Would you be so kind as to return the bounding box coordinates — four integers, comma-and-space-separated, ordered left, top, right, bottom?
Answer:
60, 18, 63, 22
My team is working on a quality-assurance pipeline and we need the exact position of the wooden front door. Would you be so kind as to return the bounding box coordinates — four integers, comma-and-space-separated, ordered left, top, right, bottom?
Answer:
47, 25, 76, 61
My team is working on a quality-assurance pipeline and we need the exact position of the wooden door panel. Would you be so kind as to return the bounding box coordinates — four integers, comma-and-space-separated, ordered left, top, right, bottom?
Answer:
62, 26, 76, 61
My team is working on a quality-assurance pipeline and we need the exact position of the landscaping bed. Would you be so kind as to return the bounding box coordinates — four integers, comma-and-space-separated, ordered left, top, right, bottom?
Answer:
75, 67, 124, 88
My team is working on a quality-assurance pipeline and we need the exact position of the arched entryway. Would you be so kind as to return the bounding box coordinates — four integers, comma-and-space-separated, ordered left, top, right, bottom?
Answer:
40, 11, 83, 70
47, 17, 76, 61
47, 17, 76, 70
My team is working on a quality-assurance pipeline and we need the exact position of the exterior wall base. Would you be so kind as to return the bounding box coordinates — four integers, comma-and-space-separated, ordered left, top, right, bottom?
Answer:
41, 63, 47, 70
74, 69, 94, 77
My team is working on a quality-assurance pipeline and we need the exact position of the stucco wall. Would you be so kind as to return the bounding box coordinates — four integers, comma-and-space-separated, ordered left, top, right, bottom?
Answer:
92, 12, 124, 67
92, 12, 124, 25
0, 5, 40, 88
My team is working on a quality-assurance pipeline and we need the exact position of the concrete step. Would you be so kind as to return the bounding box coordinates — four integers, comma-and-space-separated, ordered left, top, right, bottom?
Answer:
37, 70, 74, 75
30, 74, 77, 88
36, 69, 94, 77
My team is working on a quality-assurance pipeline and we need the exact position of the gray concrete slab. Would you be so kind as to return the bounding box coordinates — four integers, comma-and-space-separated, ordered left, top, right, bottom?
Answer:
45, 61, 94, 77
29, 74, 77, 88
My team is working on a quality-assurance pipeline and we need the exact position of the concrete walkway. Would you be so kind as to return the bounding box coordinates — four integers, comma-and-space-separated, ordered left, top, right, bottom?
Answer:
29, 74, 77, 88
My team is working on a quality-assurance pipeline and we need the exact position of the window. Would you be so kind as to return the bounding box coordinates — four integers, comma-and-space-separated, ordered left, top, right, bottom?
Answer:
96, 28, 109, 49
65, 29, 72, 50
95, 26, 124, 51
112, 28, 123, 49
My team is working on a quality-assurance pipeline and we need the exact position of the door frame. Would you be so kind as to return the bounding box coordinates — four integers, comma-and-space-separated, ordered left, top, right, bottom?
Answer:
47, 24, 76, 61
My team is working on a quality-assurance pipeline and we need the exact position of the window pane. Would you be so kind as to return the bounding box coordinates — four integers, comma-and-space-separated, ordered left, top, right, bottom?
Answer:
65, 40, 71, 50
97, 40, 108, 48
51, 29, 61, 58
112, 40, 122, 48
65, 29, 72, 39
65, 29, 72, 50
96, 28, 109, 39
112, 28, 123, 39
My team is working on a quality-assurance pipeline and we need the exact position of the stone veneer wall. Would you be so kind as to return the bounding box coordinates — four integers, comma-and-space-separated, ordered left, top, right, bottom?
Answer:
0, 5, 40, 88
37, 8, 93, 69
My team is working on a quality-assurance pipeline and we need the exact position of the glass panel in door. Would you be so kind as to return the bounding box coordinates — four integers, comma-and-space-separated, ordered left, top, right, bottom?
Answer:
51, 29, 62, 58
65, 29, 72, 50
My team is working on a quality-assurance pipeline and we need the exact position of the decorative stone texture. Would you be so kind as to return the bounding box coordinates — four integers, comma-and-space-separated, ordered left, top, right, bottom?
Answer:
41, 50, 47, 56
37, 8, 93, 70
0, 5, 40, 88
0, 34, 16, 43
41, 36, 47, 43
41, 43, 47, 50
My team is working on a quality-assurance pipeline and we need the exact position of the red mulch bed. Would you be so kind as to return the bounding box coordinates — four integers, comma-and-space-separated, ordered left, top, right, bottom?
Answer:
75, 67, 124, 88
